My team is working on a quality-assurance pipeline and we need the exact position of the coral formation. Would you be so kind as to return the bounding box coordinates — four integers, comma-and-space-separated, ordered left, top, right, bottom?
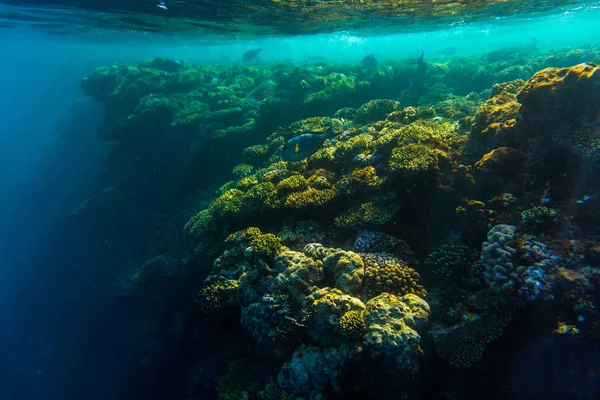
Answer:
78, 49, 600, 399
364, 293, 430, 373
362, 253, 426, 300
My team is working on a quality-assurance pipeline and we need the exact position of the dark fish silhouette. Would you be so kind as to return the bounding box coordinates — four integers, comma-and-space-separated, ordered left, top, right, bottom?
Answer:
362, 54, 378, 68
412, 49, 427, 89
243, 48, 262, 62
440, 46, 458, 56
281, 126, 336, 162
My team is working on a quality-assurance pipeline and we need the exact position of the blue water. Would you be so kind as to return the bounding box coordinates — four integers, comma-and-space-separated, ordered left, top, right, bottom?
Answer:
1, 3, 599, 399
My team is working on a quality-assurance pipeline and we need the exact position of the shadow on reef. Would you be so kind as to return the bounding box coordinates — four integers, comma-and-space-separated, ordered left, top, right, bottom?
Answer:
76, 46, 600, 399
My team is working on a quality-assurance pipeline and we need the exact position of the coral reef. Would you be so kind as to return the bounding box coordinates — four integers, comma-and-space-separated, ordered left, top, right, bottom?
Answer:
77, 49, 600, 399
364, 293, 430, 373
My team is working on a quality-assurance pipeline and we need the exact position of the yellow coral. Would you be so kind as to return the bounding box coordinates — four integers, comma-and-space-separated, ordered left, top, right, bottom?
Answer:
184, 208, 214, 236
232, 163, 254, 179
197, 277, 239, 312
244, 181, 280, 209
276, 175, 307, 194
306, 169, 335, 189
226, 227, 281, 258
335, 133, 373, 159
334, 201, 399, 227
334, 166, 382, 196
213, 189, 247, 218
340, 310, 366, 341
323, 250, 365, 296
284, 188, 336, 208
389, 144, 444, 174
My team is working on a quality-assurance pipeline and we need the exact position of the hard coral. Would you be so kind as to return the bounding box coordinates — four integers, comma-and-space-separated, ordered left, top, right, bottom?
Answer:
213, 189, 247, 219
389, 144, 445, 175
480, 224, 518, 293
225, 227, 282, 258
364, 293, 430, 373
425, 244, 479, 285
430, 307, 512, 368
334, 201, 400, 228
356, 99, 400, 123
521, 206, 559, 230
362, 253, 427, 300
306, 287, 366, 345
284, 188, 336, 208
334, 166, 383, 196
323, 250, 365, 297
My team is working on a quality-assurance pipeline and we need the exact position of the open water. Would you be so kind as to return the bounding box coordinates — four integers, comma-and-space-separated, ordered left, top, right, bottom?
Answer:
1, 1, 600, 399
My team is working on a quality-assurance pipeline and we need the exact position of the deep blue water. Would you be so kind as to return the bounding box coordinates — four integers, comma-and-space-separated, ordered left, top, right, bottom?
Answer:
0, 34, 152, 399
1, 2, 600, 399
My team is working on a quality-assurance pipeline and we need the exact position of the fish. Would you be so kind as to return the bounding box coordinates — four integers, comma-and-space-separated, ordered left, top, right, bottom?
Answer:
411, 49, 427, 90
242, 48, 262, 62
281, 126, 336, 162
157, 1, 167, 10
362, 54, 378, 68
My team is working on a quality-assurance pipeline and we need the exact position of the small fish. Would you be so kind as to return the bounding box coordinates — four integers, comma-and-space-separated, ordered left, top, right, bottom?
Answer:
576, 195, 592, 204
157, 1, 167, 10
242, 48, 262, 62
282, 126, 336, 162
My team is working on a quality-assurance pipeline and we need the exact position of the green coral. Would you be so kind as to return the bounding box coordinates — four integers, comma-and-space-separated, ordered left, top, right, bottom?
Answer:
237, 174, 260, 190
334, 133, 374, 160
213, 117, 256, 139
213, 189, 247, 218
184, 208, 214, 236
304, 73, 357, 105
430, 308, 512, 368
232, 163, 254, 179
284, 188, 336, 208
521, 206, 559, 228
323, 250, 365, 297
364, 293, 430, 372
197, 277, 239, 312
259, 382, 290, 400
217, 180, 238, 195
389, 144, 443, 174
288, 117, 335, 137
306, 287, 366, 345
335, 166, 383, 196
334, 201, 399, 228
362, 253, 427, 300
355, 99, 400, 123
244, 181, 280, 210
376, 120, 452, 156
216, 360, 260, 400
243, 144, 270, 166
425, 245, 479, 284
306, 169, 334, 189
225, 227, 281, 258
276, 175, 308, 194
340, 310, 366, 341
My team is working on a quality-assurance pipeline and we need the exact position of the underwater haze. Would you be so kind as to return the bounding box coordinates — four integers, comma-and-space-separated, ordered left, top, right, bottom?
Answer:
1, 1, 600, 399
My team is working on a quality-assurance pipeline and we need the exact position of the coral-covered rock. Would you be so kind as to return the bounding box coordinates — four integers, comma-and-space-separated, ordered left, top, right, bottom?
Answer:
323, 250, 365, 297
305, 287, 366, 345
364, 293, 430, 373
361, 253, 427, 300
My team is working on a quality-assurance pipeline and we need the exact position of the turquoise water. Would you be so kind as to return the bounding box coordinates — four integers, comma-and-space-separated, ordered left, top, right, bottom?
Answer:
1, 1, 600, 399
